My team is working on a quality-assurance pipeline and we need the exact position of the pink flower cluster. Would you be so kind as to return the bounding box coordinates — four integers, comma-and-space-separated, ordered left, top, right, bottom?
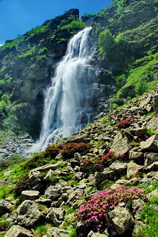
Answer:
116, 118, 137, 128
75, 185, 146, 232
80, 152, 125, 173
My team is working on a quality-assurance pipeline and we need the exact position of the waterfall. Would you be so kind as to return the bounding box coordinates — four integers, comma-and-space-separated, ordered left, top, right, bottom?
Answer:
31, 27, 95, 152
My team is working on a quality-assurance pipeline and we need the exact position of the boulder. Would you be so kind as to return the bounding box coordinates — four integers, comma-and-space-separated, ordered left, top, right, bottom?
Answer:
153, 94, 158, 113
127, 161, 143, 179
146, 117, 158, 132
140, 135, 158, 152
44, 185, 62, 200
133, 221, 146, 235
109, 161, 127, 173
95, 168, 116, 187
132, 199, 145, 220
47, 227, 70, 237
29, 163, 59, 176
108, 205, 134, 235
4, 225, 33, 237
146, 162, 158, 171
17, 200, 43, 227
110, 133, 131, 156
87, 230, 108, 236
147, 189, 158, 199
144, 152, 158, 167
46, 207, 65, 226
0, 200, 11, 216
21, 190, 39, 201
129, 148, 144, 161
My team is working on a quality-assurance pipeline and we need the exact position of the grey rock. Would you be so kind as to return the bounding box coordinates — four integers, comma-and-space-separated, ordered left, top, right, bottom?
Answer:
21, 190, 39, 201
110, 133, 131, 156
145, 161, 158, 171
146, 117, 158, 132
140, 135, 158, 152
133, 221, 146, 235
44, 185, 62, 200
17, 200, 43, 227
109, 161, 127, 173
95, 168, 116, 187
132, 199, 145, 220
127, 161, 143, 179
46, 207, 65, 226
0, 200, 11, 216
47, 227, 70, 237
87, 230, 108, 237
109, 206, 134, 235
144, 152, 158, 167
147, 189, 158, 199
4, 225, 33, 237
129, 148, 144, 161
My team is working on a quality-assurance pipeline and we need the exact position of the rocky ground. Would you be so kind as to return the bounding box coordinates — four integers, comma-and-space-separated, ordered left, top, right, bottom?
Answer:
0, 89, 158, 237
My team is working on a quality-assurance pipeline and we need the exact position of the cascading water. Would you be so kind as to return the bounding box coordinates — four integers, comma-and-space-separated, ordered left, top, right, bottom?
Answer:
31, 27, 96, 152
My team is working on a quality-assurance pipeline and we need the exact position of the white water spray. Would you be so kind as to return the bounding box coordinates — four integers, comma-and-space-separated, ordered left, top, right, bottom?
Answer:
31, 27, 95, 152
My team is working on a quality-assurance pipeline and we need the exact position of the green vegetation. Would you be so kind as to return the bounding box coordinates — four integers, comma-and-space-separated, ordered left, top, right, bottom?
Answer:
0, 93, 20, 132
61, 20, 86, 30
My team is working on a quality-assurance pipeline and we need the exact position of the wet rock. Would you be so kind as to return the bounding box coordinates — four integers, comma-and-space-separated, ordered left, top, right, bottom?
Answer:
4, 225, 33, 237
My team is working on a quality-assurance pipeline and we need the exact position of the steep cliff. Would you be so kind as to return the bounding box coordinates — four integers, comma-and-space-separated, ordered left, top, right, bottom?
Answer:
0, 9, 85, 138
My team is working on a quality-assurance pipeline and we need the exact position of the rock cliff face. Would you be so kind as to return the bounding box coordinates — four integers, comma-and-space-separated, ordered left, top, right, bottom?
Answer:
0, 9, 83, 138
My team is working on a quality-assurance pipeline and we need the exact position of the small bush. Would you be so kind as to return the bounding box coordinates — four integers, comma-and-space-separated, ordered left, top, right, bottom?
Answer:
45, 144, 63, 159
80, 152, 125, 173
135, 79, 148, 96
60, 143, 91, 159
116, 117, 137, 128
74, 186, 146, 233
15, 174, 31, 196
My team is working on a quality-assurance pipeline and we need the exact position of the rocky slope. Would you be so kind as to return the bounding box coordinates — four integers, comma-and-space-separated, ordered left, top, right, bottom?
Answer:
0, 0, 157, 139
0, 89, 158, 237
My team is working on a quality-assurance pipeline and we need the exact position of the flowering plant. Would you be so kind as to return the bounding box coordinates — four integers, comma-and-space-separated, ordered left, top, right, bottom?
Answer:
116, 118, 137, 128
45, 144, 63, 158
74, 185, 146, 232
60, 143, 91, 158
80, 152, 124, 173
15, 174, 31, 196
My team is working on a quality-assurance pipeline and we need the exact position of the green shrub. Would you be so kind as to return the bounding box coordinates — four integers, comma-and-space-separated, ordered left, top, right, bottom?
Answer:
60, 143, 91, 159
134, 79, 148, 96
14, 174, 31, 196
61, 20, 86, 30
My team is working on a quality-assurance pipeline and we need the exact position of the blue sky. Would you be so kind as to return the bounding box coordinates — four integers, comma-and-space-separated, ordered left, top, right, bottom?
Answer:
0, 0, 112, 44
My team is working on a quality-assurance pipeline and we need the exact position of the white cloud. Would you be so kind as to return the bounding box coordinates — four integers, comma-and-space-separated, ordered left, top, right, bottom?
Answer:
0, 42, 4, 47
